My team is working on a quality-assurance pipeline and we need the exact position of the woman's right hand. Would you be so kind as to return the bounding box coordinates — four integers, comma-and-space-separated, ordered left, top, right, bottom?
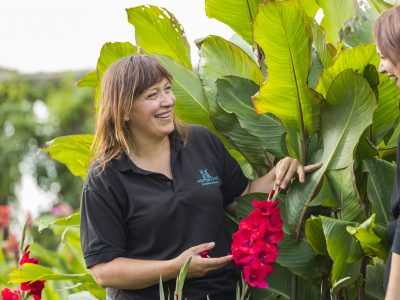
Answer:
173, 242, 232, 278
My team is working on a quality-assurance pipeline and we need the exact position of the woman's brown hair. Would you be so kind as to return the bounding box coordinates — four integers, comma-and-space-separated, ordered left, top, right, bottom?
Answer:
374, 5, 400, 65
90, 54, 190, 171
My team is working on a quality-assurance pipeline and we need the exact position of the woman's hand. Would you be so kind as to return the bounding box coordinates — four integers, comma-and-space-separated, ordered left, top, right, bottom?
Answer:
173, 242, 232, 278
275, 157, 322, 189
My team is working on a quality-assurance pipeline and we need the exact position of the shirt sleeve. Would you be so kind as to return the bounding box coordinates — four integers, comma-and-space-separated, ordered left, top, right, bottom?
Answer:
391, 137, 400, 254
80, 186, 127, 268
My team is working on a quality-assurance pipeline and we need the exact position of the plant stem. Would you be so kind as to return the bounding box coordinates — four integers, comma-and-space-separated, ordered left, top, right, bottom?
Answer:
240, 282, 249, 300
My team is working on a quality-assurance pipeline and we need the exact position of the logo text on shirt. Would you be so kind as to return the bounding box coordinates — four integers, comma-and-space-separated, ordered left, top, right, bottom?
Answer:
196, 169, 220, 186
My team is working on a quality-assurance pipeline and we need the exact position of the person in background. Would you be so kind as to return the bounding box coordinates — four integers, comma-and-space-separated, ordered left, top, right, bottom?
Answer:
80, 54, 322, 300
374, 5, 400, 300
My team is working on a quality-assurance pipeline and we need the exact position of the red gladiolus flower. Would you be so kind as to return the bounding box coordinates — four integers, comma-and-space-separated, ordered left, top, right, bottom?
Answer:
231, 185, 283, 289
1, 288, 21, 300
21, 280, 45, 300
251, 240, 279, 265
243, 260, 274, 288
18, 245, 45, 300
19, 245, 39, 266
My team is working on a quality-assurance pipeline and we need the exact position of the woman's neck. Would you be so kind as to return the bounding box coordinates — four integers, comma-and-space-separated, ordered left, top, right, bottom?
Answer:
127, 133, 170, 160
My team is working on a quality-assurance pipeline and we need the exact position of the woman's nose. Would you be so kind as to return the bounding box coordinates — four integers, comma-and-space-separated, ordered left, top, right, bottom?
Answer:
160, 92, 175, 106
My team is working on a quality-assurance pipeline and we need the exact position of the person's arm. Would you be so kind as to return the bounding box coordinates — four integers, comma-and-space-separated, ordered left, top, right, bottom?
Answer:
241, 157, 323, 195
386, 252, 400, 300
90, 242, 232, 290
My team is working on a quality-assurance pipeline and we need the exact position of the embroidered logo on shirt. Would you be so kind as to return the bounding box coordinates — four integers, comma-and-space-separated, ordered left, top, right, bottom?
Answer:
196, 169, 220, 186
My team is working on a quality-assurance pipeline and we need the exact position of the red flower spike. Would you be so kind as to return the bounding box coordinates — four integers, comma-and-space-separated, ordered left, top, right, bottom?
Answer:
1, 288, 21, 300
18, 244, 46, 300
232, 185, 283, 288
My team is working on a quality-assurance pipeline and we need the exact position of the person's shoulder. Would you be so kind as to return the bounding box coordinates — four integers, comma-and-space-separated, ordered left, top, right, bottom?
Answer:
188, 124, 218, 140
84, 161, 118, 192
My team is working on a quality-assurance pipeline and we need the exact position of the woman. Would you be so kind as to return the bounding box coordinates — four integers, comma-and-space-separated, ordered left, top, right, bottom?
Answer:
80, 54, 321, 299
374, 5, 400, 299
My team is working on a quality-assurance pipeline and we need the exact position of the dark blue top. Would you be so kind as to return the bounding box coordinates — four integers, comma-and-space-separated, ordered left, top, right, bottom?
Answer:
390, 137, 400, 254
80, 125, 248, 300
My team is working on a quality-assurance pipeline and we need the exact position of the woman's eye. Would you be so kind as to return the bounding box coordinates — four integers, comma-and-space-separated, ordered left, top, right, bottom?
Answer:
165, 86, 171, 92
146, 93, 158, 100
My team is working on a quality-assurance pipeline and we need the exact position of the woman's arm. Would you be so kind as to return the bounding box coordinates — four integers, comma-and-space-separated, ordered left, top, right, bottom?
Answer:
90, 242, 232, 290
386, 252, 400, 300
241, 157, 323, 195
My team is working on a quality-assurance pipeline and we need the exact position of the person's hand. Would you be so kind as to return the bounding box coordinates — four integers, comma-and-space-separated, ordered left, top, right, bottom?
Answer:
274, 157, 322, 189
173, 242, 232, 278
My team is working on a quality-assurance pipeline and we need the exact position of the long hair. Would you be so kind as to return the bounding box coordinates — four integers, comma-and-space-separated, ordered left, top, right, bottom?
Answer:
90, 54, 190, 171
374, 5, 400, 65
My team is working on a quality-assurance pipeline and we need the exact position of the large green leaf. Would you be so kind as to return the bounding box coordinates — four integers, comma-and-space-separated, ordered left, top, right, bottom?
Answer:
341, 5, 376, 47
127, 6, 191, 69
316, 44, 398, 144
347, 215, 387, 260
249, 263, 320, 299
316, 44, 379, 97
305, 216, 328, 256
205, 0, 262, 44
253, 0, 322, 161
300, 0, 320, 18
367, 0, 392, 14
197, 35, 264, 171
93, 42, 138, 106
387, 121, 400, 148
77, 70, 97, 88
216, 76, 288, 158
320, 217, 363, 286
363, 158, 395, 227
311, 21, 337, 69
325, 167, 365, 222
197, 35, 262, 101
365, 263, 385, 300
9, 263, 92, 284
38, 212, 80, 232
318, 0, 357, 44
42, 134, 93, 180
287, 70, 377, 235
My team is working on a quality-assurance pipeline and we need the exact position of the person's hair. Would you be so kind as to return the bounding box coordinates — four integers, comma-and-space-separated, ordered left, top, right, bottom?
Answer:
374, 5, 400, 65
90, 54, 190, 171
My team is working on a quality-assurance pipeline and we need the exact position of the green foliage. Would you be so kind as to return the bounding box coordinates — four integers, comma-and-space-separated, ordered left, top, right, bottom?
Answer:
35, 0, 400, 299
127, 6, 191, 69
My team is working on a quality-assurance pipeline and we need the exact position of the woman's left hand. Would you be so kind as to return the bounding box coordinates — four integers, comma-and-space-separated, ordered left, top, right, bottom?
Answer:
274, 157, 322, 189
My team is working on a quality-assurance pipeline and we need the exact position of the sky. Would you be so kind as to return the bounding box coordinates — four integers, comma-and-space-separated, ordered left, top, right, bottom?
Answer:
0, 0, 234, 73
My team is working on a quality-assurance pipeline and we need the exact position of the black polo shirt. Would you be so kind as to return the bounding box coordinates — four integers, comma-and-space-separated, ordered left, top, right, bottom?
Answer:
80, 125, 248, 300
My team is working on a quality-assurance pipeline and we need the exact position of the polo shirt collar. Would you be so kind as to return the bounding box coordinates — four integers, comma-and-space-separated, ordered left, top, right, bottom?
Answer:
111, 131, 183, 173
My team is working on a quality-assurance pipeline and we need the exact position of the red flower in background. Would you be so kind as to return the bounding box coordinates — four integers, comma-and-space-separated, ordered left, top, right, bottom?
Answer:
18, 245, 45, 300
1, 288, 21, 300
19, 245, 39, 266
231, 184, 283, 288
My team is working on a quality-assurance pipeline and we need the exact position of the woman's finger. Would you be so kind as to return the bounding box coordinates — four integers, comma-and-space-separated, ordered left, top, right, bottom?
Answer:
297, 165, 305, 183
275, 158, 291, 185
280, 160, 298, 188
304, 162, 323, 173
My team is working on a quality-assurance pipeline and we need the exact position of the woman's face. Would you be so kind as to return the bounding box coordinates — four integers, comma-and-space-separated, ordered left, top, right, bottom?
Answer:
377, 45, 400, 87
129, 78, 176, 140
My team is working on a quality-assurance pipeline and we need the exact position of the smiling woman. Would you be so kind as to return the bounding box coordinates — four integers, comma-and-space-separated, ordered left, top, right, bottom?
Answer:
80, 54, 320, 300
